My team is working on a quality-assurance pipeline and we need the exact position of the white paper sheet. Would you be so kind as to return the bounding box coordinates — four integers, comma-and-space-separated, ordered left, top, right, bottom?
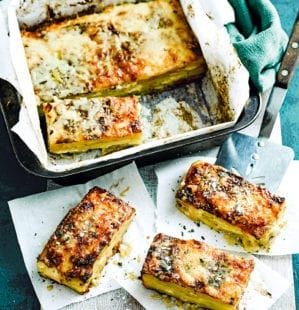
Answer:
198, 0, 235, 26
180, 0, 250, 121
8, 162, 156, 310
155, 156, 299, 255
111, 232, 289, 310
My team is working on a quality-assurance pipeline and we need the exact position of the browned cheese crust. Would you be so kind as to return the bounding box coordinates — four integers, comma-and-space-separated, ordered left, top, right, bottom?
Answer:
43, 96, 142, 153
21, 0, 204, 101
37, 187, 135, 292
141, 233, 254, 308
176, 161, 285, 240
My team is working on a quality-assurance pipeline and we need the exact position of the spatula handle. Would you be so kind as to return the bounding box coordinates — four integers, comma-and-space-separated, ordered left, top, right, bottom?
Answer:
276, 12, 299, 89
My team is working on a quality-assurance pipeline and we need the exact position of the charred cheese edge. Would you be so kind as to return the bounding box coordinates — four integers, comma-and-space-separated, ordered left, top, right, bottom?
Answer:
141, 234, 254, 310
37, 187, 135, 293
21, 0, 206, 101
43, 96, 142, 154
176, 161, 286, 252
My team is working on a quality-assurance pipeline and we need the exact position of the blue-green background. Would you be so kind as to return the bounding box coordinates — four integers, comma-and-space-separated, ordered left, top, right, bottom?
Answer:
0, 1, 298, 309
275, 1, 299, 308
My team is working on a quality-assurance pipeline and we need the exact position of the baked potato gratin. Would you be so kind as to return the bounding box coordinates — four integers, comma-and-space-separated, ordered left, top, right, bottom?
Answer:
141, 233, 254, 310
21, 0, 206, 101
43, 96, 142, 154
176, 161, 286, 252
21, 0, 207, 154
37, 187, 135, 293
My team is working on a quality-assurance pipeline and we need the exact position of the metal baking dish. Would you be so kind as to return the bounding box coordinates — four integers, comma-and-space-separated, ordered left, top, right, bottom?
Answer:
0, 78, 261, 184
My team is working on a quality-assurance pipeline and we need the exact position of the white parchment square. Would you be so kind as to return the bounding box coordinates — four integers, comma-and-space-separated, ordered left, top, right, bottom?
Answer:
8, 162, 156, 310
111, 232, 289, 310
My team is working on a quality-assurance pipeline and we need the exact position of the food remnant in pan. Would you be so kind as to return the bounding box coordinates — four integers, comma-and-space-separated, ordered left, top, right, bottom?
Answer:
151, 97, 203, 139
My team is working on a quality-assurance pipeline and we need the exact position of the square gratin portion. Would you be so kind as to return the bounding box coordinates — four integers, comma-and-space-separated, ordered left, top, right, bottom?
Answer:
21, 0, 205, 101
141, 234, 254, 310
37, 187, 135, 293
43, 96, 142, 154
176, 161, 286, 252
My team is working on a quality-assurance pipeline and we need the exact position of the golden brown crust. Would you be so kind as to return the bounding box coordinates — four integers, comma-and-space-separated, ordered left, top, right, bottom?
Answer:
176, 161, 285, 239
21, 0, 204, 101
38, 187, 135, 287
141, 233, 254, 307
43, 96, 141, 153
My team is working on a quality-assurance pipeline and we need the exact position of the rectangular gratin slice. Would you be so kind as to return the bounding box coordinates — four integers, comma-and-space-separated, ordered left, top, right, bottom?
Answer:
43, 96, 142, 154
141, 233, 254, 310
21, 0, 206, 101
37, 187, 135, 293
176, 161, 286, 252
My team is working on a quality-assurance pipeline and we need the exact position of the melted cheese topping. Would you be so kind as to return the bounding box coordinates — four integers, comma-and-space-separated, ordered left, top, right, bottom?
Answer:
22, 0, 203, 101
142, 234, 254, 308
176, 161, 286, 245
43, 96, 141, 153
37, 187, 135, 293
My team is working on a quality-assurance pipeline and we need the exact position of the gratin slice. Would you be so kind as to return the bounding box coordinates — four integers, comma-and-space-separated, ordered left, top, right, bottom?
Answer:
37, 187, 135, 293
141, 233, 254, 310
176, 161, 286, 252
21, 0, 206, 101
43, 96, 142, 154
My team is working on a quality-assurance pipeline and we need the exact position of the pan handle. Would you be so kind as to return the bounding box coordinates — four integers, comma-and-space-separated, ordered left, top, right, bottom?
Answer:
276, 12, 299, 89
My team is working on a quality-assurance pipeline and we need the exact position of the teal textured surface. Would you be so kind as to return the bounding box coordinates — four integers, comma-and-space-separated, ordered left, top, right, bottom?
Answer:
271, 1, 299, 308
0, 112, 46, 310
227, 0, 288, 91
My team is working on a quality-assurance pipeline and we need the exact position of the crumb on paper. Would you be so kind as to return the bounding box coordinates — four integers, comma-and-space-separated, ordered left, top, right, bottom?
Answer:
187, 4, 195, 18
260, 290, 272, 298
119, 242, 132, 258
109, 177, 125, 191
126, 272, 138, 281
253, 279, 273, 299
151, 98, 203, 139
206, 12, 213, 20
119, 186, 130, 197
47, 284, 54, 291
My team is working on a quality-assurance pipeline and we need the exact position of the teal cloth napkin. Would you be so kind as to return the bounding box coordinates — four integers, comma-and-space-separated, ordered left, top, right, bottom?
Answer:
226, 0, 288, 92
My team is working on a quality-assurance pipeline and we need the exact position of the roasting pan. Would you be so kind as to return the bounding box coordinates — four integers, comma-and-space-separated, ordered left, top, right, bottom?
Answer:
0, 78, 261, 183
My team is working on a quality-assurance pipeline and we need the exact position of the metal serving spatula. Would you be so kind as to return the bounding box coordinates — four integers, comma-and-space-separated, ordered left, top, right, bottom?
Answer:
216, 13, 299, 192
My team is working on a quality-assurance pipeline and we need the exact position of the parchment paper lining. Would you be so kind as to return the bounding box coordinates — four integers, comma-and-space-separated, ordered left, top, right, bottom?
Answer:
6, 0, 250, 172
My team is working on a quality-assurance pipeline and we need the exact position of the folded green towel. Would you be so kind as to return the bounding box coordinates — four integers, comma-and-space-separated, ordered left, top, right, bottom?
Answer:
226, 0, 288, 92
